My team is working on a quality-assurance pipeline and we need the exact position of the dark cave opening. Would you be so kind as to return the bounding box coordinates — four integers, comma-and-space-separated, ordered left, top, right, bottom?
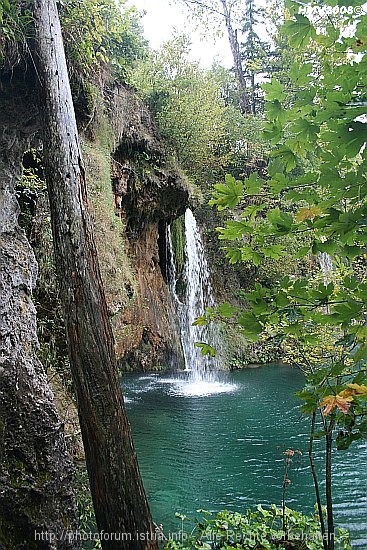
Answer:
157, 219, 170, 284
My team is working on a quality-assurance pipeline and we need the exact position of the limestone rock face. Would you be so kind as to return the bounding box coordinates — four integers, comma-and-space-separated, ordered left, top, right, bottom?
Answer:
114, 223, 184, 371
107, 84, 189, 234
0, 75, 79, 549
101, 85, 189, 371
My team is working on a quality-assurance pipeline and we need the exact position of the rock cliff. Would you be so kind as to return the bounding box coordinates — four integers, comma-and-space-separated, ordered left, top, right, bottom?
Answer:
0, 61, 189, 548
86, 83, 189, 371
0, 16, 189, 550
0, 68, 79, 549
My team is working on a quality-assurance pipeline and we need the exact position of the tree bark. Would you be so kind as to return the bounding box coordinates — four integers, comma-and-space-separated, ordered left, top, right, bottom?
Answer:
308, 412, 327, 550
32, 1, 157, 548
219, 0, 250, 114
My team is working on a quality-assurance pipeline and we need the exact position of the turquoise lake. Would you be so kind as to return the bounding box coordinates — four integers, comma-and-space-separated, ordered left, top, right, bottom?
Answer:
122, 365, 367, 548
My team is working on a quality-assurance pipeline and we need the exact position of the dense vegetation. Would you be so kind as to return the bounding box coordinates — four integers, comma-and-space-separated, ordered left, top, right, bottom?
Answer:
131, 0, 367, 548
202, 2, 367, 549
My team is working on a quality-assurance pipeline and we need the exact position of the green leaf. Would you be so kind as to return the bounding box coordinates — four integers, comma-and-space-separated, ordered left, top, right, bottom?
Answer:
209, 174, 244, 210
238, 312, 262, 339
276, 292, 290, 307
224, 247, 242, 264
289, 62, 313, 85
282, 15, 316, 48
263, 122, 284, 144
271, 146, 297, 172
323, 123, 367, 158
265, 99, 286, 123
313, 240, 337, 255
284, 323, 302, 337
336, 431, 361, 451
262, 245, 285, 260
268, 173, 289, 194
241, 246, 262, 266
267, 208, 293, 234
330, 363, 346, 377
291, 118, 319, 143
332, 300, 363, 323
295, 246, 310, 259
245, 172, 263, 195
194, 342, 216, 357
192, 316, 208, 327
262, 79, 286, 102
315, 25, 340, 47
343, 276, 358, 290
343, 244, 362, 259
309, 282, 334, 305
285, 137, 315, 157
217, 302, 238, 318
217, 220, 252, 241
352, 344, 367, 364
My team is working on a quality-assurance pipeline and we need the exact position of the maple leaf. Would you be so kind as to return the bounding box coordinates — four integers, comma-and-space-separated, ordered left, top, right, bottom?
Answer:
319, 394, 353, 416
339, 384, 367, 398
346, 383, 367, 395
295, 205, 322, 222
283, 449, 295, 457
283, 449, 302, 457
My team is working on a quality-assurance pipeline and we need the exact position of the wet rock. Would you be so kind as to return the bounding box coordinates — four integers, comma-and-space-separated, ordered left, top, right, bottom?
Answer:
0, 75, 79, 549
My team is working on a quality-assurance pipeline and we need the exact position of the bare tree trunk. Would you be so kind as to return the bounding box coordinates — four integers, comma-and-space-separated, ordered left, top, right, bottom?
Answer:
219, 0, 250, 113
308, 412, 327, 550
32, 1, 157, 548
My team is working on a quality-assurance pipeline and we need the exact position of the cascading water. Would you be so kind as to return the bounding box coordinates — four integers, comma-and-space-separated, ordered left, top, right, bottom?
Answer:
180, 208, 218, 376
318, 251, 333, 274
318, 251, 333, 284
167, 209, 233, 396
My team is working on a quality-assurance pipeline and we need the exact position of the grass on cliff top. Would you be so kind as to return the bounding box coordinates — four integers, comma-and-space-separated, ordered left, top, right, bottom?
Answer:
82, 138, 136, 317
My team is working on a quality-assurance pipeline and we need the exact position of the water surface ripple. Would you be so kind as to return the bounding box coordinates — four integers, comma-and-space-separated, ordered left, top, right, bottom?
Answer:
122, 365, 367, 547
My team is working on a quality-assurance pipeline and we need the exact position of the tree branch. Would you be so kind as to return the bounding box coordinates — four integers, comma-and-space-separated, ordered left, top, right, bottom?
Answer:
175, 0, 225, 17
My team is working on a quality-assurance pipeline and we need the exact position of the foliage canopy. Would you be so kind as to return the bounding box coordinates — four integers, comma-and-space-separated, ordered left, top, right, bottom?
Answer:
208, 3, 367, 546
0, 0, 147, 82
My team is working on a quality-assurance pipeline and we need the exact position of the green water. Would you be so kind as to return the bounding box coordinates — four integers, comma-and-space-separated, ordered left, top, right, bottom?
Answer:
122, 365, 367, 547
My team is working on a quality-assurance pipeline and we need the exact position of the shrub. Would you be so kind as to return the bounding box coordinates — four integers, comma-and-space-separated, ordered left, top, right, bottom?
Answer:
164, 506, 351, 550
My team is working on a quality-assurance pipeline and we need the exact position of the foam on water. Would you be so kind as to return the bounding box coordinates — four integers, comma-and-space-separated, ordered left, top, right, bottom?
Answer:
171, 380, 237, 397
123, 396, 136, 404
136, 375, 237, 397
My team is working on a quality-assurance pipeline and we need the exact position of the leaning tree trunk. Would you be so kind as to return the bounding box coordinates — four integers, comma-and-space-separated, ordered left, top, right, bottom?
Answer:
220, 0, 250, 114
0, 74, 79, 548
32, 1, 157, 548
177, 0, 250, 113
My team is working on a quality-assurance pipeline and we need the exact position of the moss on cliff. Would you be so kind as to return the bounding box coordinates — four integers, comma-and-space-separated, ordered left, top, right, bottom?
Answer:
82, 138, 137, 317
170, 215, 186, 278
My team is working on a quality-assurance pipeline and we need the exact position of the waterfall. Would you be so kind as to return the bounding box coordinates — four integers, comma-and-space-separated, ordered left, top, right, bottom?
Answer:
318, 251, 333, 283
167, 224, 181, 306
168, 208, 220, 380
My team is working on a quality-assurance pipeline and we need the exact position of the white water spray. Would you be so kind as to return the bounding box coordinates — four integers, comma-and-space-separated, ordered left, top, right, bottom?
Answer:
318, 251, 333, 283
167, 209, 230, 396
181, 209, 218, 375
